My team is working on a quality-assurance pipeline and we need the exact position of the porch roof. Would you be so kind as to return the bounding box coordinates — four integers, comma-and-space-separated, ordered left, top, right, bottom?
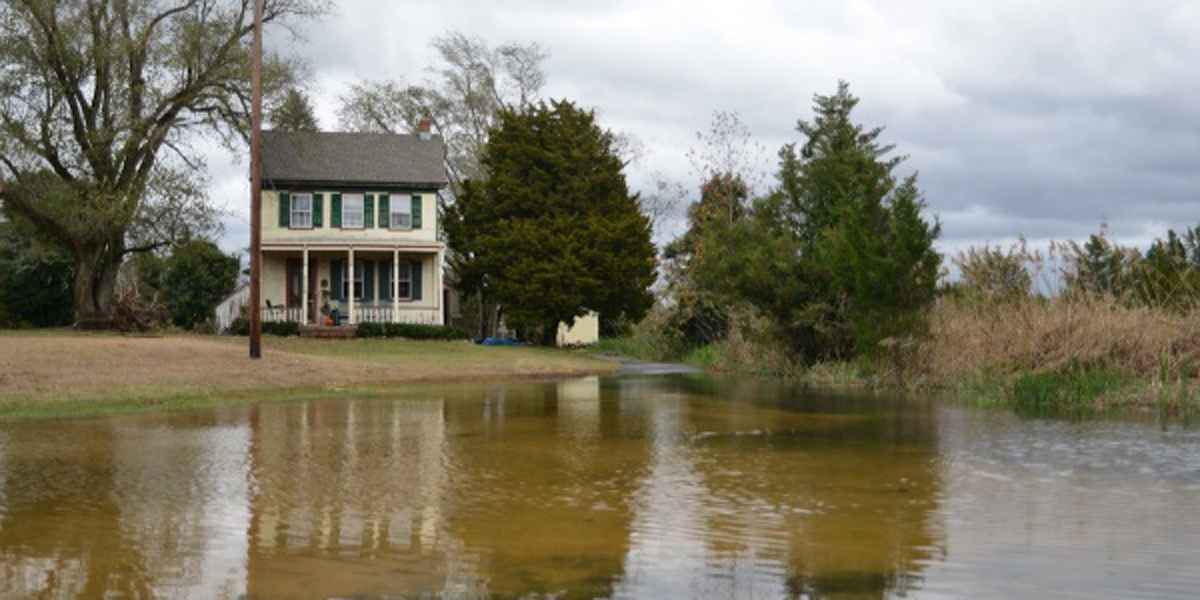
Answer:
262, 240, 444, 252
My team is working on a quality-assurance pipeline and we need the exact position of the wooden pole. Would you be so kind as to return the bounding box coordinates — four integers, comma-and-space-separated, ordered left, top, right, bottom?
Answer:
249, 0, 264, 359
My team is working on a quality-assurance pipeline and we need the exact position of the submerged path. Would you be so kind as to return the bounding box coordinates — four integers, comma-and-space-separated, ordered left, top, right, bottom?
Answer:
609, 357, 703, 376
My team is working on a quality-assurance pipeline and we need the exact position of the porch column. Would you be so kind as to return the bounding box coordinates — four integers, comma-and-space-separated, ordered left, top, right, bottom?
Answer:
435, 249, 444, 325
301, 247, 309, 325
392, 248, 400, 323
347, 247, 355, 324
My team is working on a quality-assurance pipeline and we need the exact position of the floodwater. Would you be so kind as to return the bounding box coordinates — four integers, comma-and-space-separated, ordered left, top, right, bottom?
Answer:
1, 375, 1199, 599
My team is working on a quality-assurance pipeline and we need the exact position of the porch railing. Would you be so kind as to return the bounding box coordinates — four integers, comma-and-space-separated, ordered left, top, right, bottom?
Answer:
355, 305, 392, 323
262, 305, 302, 323
259, 305, 439, 325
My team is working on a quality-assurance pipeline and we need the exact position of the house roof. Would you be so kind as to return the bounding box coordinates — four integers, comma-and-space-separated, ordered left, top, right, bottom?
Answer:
261, 130, 448, 188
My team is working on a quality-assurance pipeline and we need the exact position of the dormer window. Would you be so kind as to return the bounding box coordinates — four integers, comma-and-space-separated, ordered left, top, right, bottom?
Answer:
390, 196, 412, 230
342, 194, 364, 229
290, 193, 312, 229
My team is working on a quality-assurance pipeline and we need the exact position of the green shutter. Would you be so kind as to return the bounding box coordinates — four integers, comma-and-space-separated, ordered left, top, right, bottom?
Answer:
364, 195, 375, 228
331, 259, 343, 301
363, 261, 375, 301
312, 193, 324, 227
378, 194, 390, 228
331, 193, 342, 228
278, 192, 290, 228
411, 259, 423, 301
411, 195, 422, 229
381, 260, 392, 300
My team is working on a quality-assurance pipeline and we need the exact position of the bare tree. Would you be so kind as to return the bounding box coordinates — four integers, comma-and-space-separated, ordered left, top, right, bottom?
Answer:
640, 171, 688, 241
338, 31, 549, 194
0, 0, 325, 327
686, 110, 767, 199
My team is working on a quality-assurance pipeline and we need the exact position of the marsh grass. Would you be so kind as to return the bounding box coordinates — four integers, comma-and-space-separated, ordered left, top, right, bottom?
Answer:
1008, 367, 1132, 416
922, 294, 1200, 386
916, 293, 1200, 416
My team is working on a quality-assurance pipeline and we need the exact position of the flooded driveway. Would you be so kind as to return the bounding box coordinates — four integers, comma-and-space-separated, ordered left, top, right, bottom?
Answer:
1, 374, 1198, 599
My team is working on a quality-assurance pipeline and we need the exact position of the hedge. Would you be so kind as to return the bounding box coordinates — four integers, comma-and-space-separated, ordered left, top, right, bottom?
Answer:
355, 322, 470, 340
228, 318, 300, 337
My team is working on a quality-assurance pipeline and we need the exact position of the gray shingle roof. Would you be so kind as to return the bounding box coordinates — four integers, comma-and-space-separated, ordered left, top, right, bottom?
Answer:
261, 130, 448, 188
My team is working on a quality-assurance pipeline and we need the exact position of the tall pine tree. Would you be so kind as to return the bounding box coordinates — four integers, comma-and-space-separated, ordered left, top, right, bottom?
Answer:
269, 89, 320, 132
695, 82, 941, 360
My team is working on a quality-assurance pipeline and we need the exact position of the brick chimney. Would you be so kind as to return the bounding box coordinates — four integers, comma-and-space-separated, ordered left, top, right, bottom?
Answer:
417, 118, 432, 140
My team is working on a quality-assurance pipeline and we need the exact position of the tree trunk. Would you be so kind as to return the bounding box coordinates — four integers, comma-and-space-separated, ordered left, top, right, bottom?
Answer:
541, 320, 559, 347
73, 249, 122, 329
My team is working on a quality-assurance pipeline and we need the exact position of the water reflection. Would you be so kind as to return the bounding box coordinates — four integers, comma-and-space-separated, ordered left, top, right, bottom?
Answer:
0, 374, 1197, 599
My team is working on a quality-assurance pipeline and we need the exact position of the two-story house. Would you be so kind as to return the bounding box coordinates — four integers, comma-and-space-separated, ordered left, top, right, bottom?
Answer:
257, 128, 448, 328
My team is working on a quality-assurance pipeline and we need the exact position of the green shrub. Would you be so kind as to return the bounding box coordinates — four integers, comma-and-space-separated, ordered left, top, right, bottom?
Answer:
0, 222, 74, 328
357, 322, 470, 340
140, 240, 239, 330
228, 318, 299, 337
229, 317, 247, 336
355, 322, 386, 338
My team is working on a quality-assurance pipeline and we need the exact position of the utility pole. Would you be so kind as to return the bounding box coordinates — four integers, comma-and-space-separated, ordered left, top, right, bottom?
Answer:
249, 0, 264, 359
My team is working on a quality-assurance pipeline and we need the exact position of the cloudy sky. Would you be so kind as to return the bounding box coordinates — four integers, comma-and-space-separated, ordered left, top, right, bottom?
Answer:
210, 0, 1200, 258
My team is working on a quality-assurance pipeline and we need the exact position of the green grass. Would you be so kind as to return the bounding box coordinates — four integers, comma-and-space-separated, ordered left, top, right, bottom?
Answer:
0, 382, 505, 421
682, 344, 721, 369
1008, 367, 1132, 416
947, 367, 1200, 419
0, 332, 619, 421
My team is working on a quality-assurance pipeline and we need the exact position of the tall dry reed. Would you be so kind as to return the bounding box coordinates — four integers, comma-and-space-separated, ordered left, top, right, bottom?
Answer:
920, 294, 1200, 385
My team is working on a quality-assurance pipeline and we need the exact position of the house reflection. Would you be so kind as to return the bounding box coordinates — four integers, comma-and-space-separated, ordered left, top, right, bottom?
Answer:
0, 375, 946, 600
0, 409, 253, 598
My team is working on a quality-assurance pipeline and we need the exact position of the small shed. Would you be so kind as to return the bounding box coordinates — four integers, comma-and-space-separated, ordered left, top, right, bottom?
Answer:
557, 312, 600, 347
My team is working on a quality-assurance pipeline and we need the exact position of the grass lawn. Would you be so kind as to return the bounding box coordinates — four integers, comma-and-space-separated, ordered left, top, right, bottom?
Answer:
0, 331, 618, 419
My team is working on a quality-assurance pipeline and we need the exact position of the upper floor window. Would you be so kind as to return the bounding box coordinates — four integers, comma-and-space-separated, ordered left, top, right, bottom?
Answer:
342, 194, 364, 229
290, 193, 312, 229
390, 196, 412, 230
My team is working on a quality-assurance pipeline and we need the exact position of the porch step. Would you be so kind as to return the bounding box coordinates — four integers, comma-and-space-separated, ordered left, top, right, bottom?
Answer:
299, 325, 358, 339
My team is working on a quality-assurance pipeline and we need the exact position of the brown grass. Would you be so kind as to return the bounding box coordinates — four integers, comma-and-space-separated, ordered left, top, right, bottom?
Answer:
0, 332, 617, 411
919, 295, 1200, 385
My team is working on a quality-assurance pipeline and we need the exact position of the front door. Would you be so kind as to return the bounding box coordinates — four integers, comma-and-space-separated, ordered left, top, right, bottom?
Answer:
286, 259, 303, 313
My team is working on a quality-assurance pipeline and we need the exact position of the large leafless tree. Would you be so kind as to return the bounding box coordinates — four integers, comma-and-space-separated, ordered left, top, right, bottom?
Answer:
337, 31, 549, 195
0, 0, 325, 327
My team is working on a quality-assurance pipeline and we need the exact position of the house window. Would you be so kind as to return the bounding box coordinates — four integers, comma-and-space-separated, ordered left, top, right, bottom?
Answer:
390, 197, 412, 230
342, 261, 364, 300
342, 194, 364, 229
396, 263, 412, 299
290, 193, 312, 229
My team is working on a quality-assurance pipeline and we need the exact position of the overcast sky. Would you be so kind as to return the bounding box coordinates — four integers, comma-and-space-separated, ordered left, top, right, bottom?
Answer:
210, 0, 1200, 258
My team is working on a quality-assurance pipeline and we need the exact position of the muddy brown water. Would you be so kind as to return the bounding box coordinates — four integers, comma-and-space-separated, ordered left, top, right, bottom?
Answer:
1, 374, 1199, 599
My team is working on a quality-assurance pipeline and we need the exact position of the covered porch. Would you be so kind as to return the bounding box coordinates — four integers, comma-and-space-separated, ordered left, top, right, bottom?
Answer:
260, 242, 445, 327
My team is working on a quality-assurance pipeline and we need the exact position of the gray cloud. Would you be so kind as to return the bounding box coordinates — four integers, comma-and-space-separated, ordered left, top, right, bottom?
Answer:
214, 0, 1200, 255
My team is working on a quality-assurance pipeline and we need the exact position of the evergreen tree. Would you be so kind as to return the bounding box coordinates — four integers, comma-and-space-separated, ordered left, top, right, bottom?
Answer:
444, 100, 656, 344
658, 173, 748, 346
694, 82, 941, 360
270, 89, 321, 132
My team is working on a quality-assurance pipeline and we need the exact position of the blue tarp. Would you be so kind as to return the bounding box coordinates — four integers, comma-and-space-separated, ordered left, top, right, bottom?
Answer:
479, 337, 524, 346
